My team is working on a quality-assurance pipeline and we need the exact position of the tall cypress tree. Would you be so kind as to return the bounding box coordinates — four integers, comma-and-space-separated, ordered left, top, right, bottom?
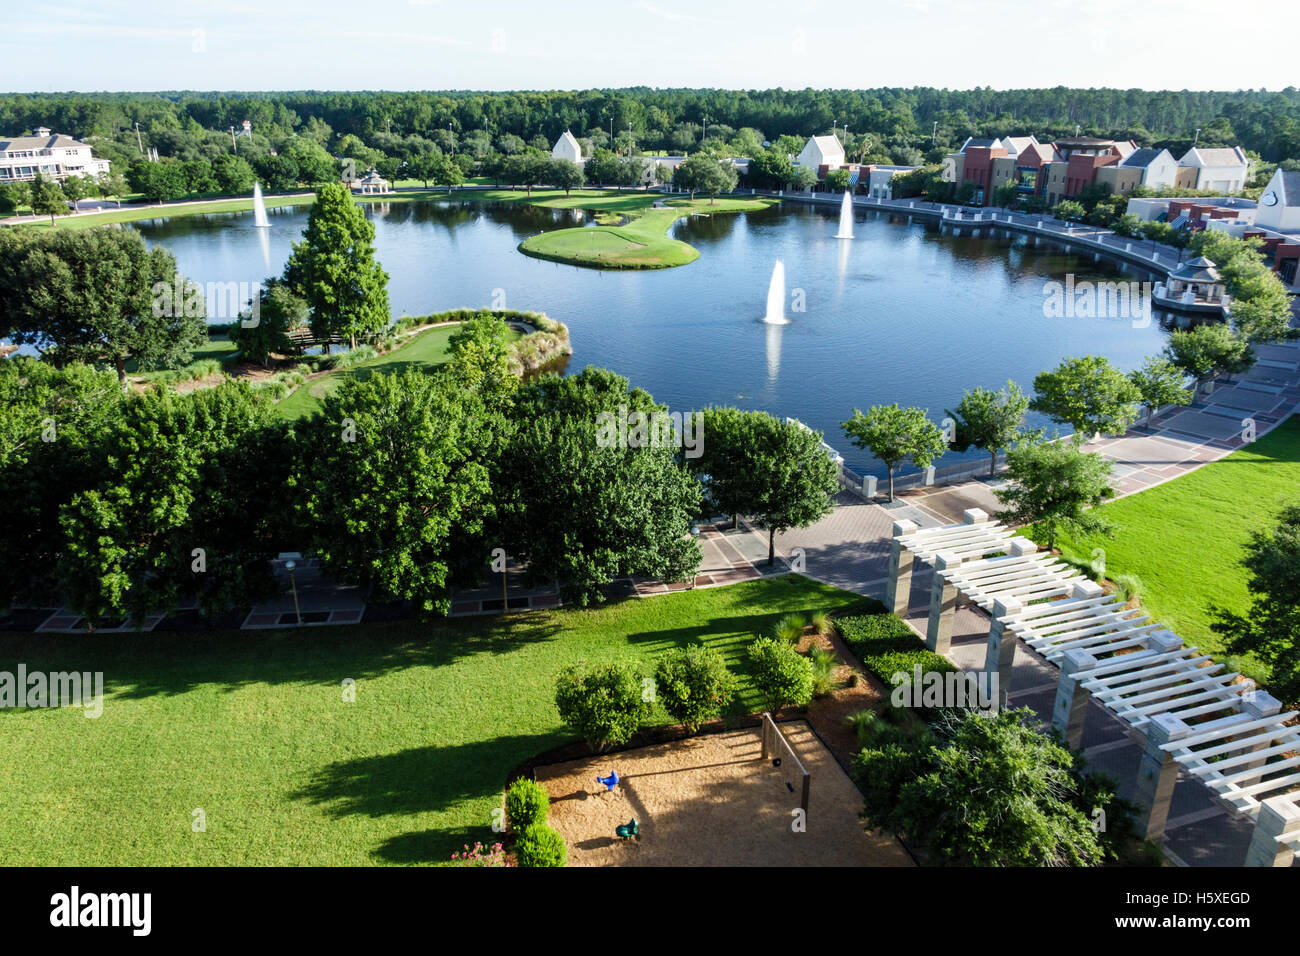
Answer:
284, 182, 390, 350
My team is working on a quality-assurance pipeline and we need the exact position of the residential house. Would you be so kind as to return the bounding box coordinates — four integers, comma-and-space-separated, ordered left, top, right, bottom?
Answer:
0, 126, 111, 182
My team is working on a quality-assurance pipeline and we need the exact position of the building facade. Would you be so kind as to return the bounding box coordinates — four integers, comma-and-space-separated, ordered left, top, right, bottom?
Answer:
1177, 146, 1249, 193
795, 135, 845, 172
551, 130, 585, 165
0, 126, 110, 182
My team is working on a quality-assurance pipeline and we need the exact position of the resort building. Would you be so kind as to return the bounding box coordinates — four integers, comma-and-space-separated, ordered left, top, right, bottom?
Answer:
0, 126, 111, 182
795, 134, 845, 174
1117, 147, 1179, 189
863, 164, 917, 199
1251, 168, 1300, 232
551, 130, 585, 165
1177, 146, 1250, 193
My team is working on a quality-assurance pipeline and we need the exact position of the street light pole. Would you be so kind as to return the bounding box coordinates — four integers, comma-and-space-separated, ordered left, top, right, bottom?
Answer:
285, 560, 302, 627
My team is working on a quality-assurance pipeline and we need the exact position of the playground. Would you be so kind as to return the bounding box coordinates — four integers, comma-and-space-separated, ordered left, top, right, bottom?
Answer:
534, 720, 912, 867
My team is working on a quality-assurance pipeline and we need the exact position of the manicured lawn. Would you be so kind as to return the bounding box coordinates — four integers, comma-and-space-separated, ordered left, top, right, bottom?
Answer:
127, 335, 240, 381
6, 185, 779, 270
0, 575, 867, 865
272, 323, 513, 420
6, 186, 627, 231
1038, 416, 1300, 671
518, 193, 778, 268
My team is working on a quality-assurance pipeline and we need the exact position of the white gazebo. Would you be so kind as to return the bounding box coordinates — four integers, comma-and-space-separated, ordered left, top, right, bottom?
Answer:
1153, 256, 1229, 313
352, 169, 392, 195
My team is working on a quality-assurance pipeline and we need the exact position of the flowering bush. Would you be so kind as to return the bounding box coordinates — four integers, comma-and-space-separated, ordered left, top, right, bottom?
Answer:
449, 841, 510, 867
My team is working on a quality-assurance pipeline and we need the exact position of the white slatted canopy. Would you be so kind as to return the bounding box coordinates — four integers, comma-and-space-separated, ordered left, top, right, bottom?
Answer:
896, 515, 1300, 824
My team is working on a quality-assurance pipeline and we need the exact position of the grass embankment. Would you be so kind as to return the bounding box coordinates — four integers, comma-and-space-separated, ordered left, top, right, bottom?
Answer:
0, 575, 861, 865
271, 323, 499, 420
518, 192, 778, 269
1033, 416, 1300, 672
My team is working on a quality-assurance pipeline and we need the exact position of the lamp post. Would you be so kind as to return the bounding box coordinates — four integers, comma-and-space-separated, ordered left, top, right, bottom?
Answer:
690, 527, 701, 588
284, 559, 302, 627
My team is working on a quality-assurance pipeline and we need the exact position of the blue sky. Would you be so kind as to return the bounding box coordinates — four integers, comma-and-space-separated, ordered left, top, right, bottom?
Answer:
5, 0, 1295, 92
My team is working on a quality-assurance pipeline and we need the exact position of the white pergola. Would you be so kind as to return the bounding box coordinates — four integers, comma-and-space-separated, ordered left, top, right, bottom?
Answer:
887, 509, 1300, 866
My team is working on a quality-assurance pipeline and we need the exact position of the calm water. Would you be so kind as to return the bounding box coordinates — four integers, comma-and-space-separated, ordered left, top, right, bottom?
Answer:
130, 200, 1170, 475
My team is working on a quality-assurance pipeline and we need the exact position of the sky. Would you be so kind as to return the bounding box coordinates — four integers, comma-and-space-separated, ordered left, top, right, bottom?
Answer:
4, 0, 1297, 93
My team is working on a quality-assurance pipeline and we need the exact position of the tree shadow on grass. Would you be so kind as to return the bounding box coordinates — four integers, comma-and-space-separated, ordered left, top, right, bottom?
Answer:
0, 611, 563, 702
289, 730, 560, 864
376, 826, 506, 865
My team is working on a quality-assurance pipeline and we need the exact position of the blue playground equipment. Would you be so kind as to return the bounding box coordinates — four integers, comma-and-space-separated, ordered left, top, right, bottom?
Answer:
615, 819, 639, 840
595, 770, 620, 792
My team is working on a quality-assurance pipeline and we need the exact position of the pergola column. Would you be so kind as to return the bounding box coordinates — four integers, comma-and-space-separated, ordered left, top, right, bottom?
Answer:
1052, 647, 1098, 749
983, 595, 1021, 708
1236, 691, 1283, 787
884, 519, 918, 617
925, 551, 961, 655
1244, 796, 1300, 867
1134, 712, 1190, 841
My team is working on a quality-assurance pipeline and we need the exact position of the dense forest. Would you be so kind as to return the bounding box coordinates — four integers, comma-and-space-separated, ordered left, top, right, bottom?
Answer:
3, 87, 1299, 166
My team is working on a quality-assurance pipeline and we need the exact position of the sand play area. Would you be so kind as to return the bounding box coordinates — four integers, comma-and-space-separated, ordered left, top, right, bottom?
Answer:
533, 720, 912, 866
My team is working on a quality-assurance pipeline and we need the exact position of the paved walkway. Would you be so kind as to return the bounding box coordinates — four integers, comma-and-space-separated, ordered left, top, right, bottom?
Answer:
745, 345, 1300, 866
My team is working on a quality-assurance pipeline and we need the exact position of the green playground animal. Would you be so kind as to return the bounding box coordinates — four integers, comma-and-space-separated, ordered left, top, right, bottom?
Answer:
615, 818, 639, 841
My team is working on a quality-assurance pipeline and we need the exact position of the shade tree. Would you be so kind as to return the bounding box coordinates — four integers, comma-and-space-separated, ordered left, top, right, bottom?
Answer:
841, 404, 947, 501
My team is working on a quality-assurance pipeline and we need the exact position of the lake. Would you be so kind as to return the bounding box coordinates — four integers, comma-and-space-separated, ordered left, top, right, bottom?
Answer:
130, 198, 1171, 475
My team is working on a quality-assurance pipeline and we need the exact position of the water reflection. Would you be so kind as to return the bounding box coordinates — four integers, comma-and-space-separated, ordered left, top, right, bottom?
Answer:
131, 200, 1175, 475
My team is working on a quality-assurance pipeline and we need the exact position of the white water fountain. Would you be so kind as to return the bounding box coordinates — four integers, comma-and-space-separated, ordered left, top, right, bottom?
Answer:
762, 260, 788, 325
252, 181, 270, 228
834, 189, 855, 239
252, 181, 272, 269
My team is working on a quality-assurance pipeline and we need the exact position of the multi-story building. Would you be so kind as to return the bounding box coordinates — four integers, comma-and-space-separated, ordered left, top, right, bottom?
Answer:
0, 126, 110, 182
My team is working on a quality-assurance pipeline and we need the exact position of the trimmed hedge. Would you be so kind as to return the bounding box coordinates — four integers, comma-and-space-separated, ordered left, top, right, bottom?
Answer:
505, 778, 549, 831
835, 612, 956, 687
515, 823, 567, 867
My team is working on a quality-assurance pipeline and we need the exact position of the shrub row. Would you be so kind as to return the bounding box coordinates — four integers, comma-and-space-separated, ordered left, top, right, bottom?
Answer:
504, 777, 566, 867
835, 612, 955, 687
514, 823, 567, 867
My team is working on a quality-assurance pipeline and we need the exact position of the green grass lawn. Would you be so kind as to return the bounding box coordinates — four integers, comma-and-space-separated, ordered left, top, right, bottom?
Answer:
6, 185, 779, 270
518, 193, 778, 268
5, 186, 630, 231
272, 323, 517, 421
0, 575, 867, 865
1037, 416, 1300, 672
127, 335, 240, 381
